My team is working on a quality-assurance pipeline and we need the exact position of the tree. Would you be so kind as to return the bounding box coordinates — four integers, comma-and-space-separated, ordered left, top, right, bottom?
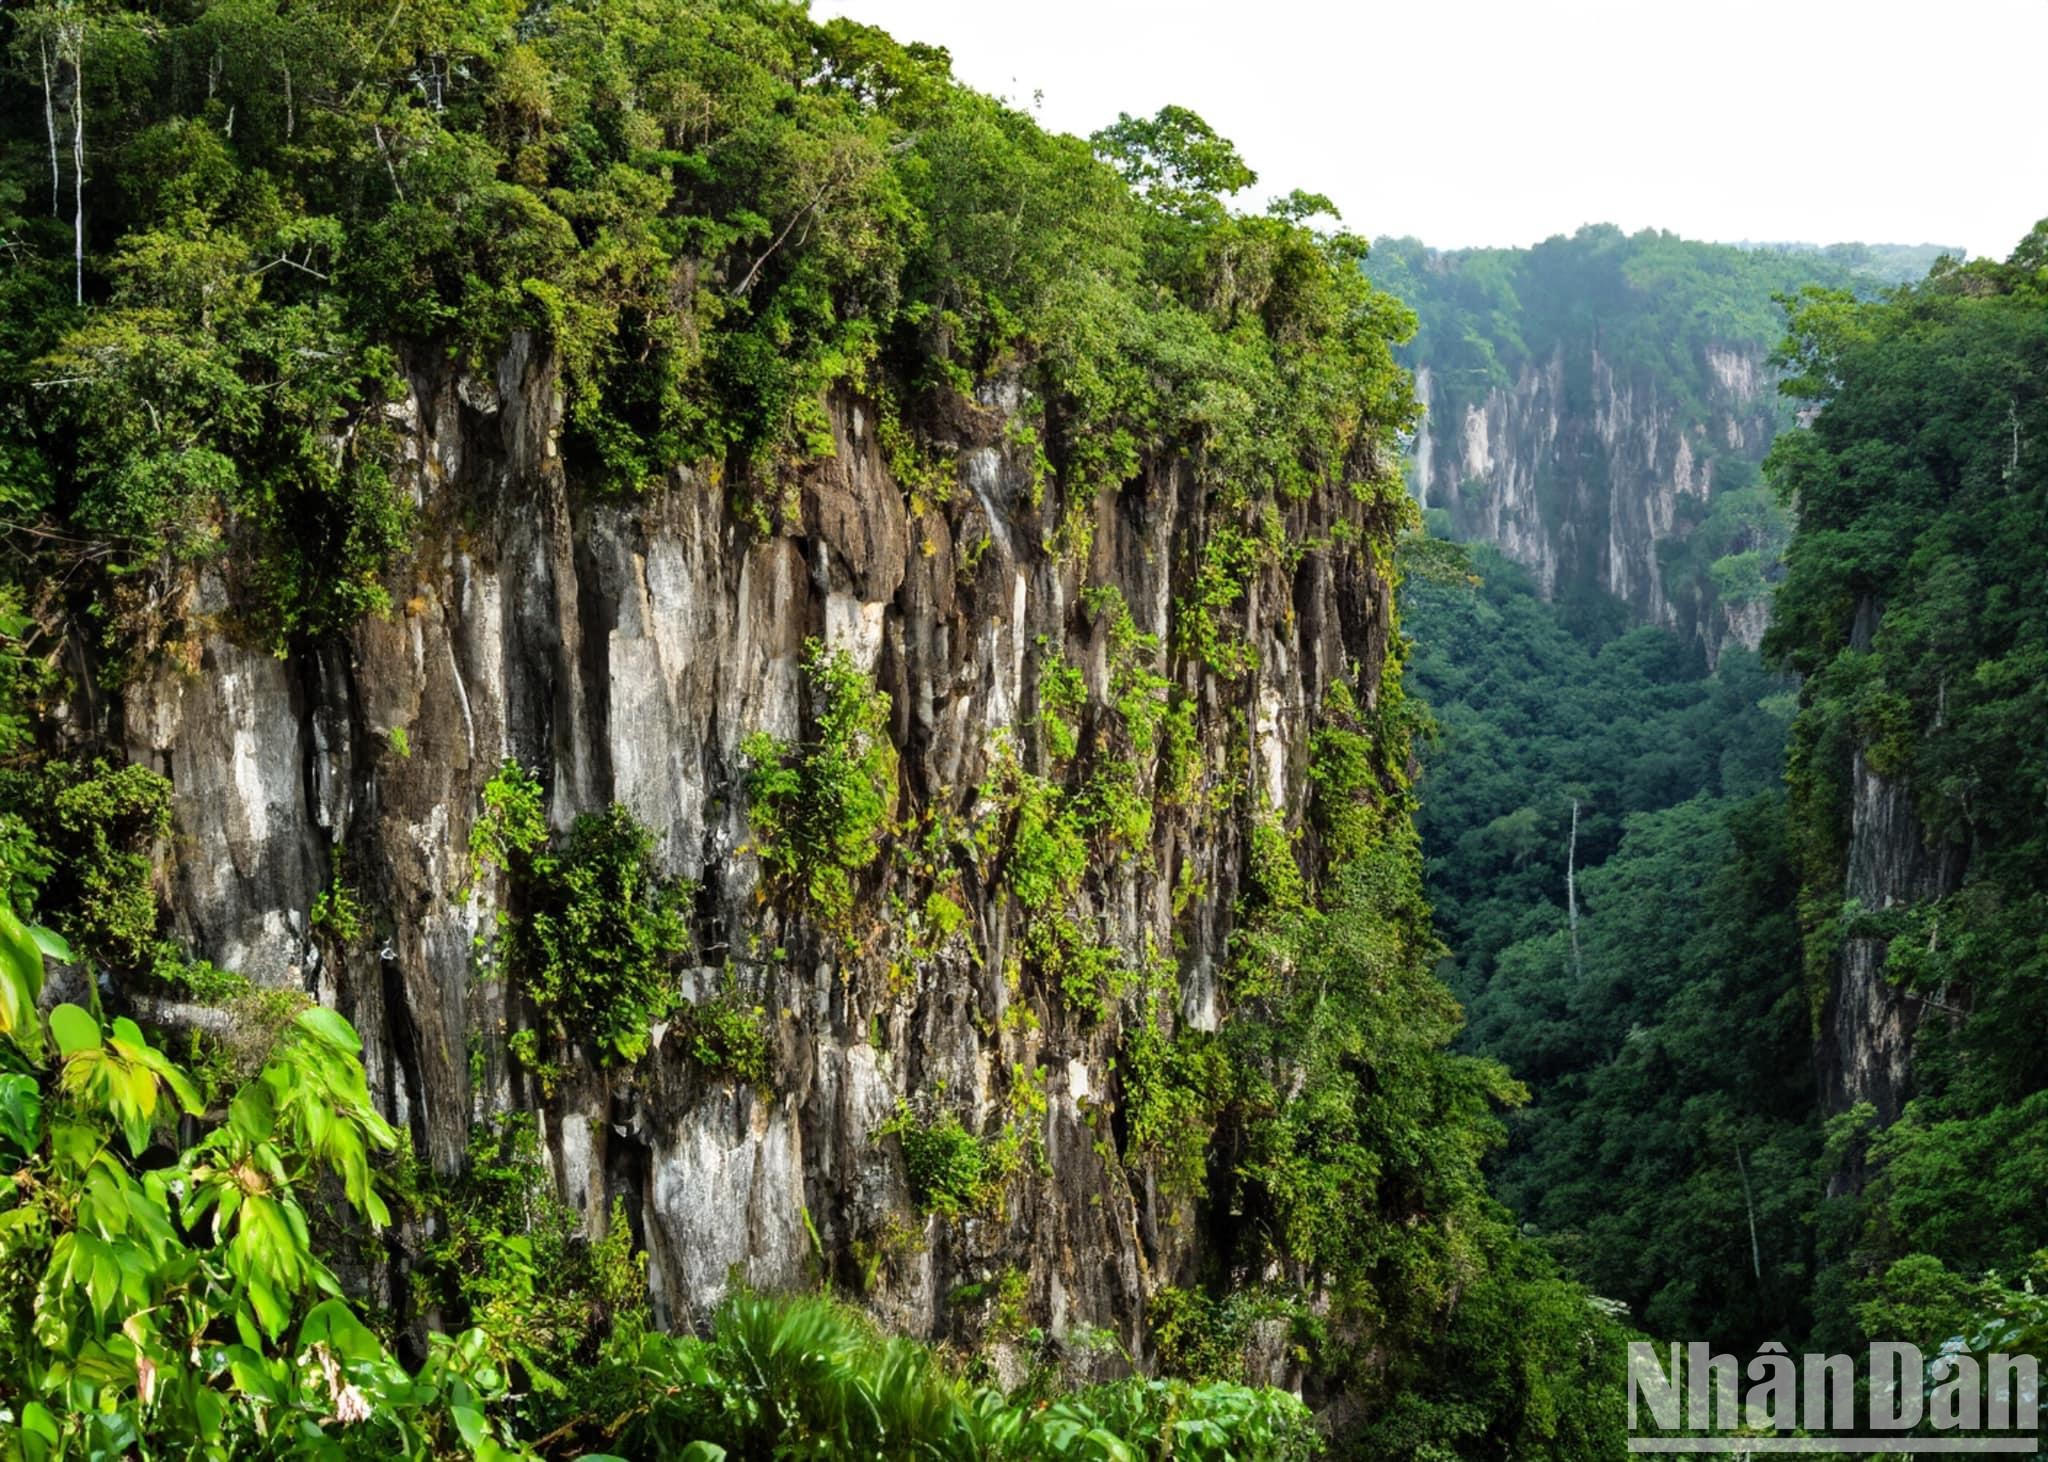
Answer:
1091, 104, 1256, 218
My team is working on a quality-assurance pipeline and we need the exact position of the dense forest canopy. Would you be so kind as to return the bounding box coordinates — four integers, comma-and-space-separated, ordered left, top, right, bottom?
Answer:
1365, 228, 1874, 428
1403, 546, 1819, 1346
1402, 228, 2048, 1386
1769, 237, 2048, 1344
0, 0, 1423, 645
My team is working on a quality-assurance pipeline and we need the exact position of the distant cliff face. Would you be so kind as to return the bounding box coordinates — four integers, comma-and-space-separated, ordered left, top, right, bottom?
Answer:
112, 333, 1398, 1361
1369, 228, 1845, 660
1410, 341, 1777, 656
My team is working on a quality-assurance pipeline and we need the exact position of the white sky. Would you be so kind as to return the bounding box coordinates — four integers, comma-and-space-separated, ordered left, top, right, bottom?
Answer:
812, 0, 2047, 261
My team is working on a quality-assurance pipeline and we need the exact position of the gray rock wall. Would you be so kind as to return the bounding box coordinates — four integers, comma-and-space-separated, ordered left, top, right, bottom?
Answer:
114, 334, 1397, 1361
1411, 343, 1778, 660
1818, 601, 1966, 1130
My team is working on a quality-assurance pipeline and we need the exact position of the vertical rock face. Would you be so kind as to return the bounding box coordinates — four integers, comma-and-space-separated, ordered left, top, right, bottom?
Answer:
1408, 343, 1778, 659
1816, 601, 1965, 1130
117, 336, 1396, 1355
1819, 752, 1963, 1126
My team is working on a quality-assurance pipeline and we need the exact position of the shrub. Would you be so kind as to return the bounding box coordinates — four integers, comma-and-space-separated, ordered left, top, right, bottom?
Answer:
514, 806, 688, 1065
880, 1100, 996, 1217
474, 766, 688, 1067
408, 1115, 649, 1399
742, 642, 898, 933
676, 984, 772, 1085
1037, 646, 1087, 763
1004, 773, 1087, 913
470, 759, 548, 884
0, 759, 173, 971
310, 851, 368, 947
1121, 1018, 1230, 1196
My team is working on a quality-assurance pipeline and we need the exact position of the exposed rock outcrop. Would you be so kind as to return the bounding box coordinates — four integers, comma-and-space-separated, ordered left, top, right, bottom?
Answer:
111, 334, 1397, 1360
1817, 600, 1965, 1131
1410, 343, 1778, 660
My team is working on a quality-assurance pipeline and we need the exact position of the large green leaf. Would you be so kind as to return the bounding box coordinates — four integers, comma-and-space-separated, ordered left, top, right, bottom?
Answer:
294, 1005, 362, 1055
0, 903, 45, 1061
48, 1004, 101, 1059
16, 1400, 59, 1461
298, 1298, 385, 1363
450, 1402, 486, 1450
0, 1072, 39, 1152
230, 1081, 275, 1143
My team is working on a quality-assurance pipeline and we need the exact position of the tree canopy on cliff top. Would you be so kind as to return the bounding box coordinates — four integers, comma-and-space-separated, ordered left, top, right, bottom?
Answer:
0, 0, 1416, 646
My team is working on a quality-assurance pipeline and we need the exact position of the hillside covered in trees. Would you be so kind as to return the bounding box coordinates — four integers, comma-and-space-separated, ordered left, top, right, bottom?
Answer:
1403, 232, 2048, 1387
1368, 230, 1962, 659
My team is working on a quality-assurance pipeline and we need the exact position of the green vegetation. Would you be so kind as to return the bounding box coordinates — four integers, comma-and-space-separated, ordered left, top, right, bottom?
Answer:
0, 0, 1409, 658
1036, 644, 1087, 765
1401, 536, 1820, 1345
469, 759, 548, 885
0, 759, 173, 973
1000, 765, 1089, 915
1766, 230, 2048, 1356
674, 980, 772, 1086
741, 640, 898, 934
1403, 543, 1790, 997
1188, 792, 1634, 1457
1120, 1017, 1228, 1197
0, 916, 441, 1455
1396, 225, 2048, 1394
879, 1099, 1004, 1218
1075, 584, 1178, 853
404, 1113, 649, 1403
9, 0, 2038, 1452
473, 762, 687, 1067
1, 909, 1322, 1456
961, 739, 1136, 1020
602, 1290, 1324, 1461
310, 851, 369, 948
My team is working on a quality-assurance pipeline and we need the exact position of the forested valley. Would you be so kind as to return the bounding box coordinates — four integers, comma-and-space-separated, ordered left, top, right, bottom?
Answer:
0, 2, 2041, 1458
1392, 228, 2048, 1382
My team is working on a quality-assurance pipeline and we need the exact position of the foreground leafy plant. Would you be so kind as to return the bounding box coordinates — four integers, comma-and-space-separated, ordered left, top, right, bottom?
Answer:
0, 901, 526, 1458
594, 1290, 1321, 1461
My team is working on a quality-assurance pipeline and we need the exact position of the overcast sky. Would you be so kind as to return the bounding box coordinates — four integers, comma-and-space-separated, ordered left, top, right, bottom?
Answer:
812, 0, 2045, 261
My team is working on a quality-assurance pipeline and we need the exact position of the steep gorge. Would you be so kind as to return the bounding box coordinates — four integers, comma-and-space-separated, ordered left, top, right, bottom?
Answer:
1378, 228, 1997, 1141
5, 0, 2032, 1450
1396, 231, 2048, 1362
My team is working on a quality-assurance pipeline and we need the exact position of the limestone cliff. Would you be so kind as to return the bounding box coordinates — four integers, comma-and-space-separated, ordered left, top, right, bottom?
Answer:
1813, 600, 1965, 1134
1365, 228, 1847, 662
1410, 342, 1778, 658
107, 334, 1397, 1362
